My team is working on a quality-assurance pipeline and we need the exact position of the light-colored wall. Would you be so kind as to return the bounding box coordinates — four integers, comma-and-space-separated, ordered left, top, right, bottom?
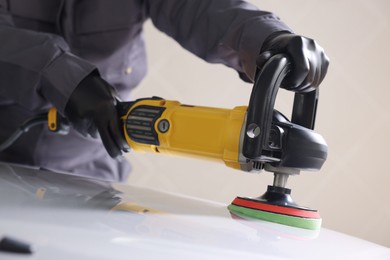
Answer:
126, 0, 390, 247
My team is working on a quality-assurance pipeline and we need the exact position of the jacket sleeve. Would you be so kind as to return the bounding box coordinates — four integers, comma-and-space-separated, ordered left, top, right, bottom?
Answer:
146, 0, 292, 82
0, 2, 96, 114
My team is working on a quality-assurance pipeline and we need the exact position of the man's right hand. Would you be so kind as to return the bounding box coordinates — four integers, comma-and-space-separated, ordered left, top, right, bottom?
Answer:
64, 72, 127, 158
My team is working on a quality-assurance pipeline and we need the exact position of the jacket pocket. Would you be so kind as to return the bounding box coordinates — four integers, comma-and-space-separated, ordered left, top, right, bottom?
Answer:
8, 0, 61, 23
74, 0, 142, 35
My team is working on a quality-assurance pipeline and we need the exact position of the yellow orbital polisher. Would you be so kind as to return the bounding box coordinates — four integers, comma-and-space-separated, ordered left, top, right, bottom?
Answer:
1, 54, 328, 230
117, 54, 328, 230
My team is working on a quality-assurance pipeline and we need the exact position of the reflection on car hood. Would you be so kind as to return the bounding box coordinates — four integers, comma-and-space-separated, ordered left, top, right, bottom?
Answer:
0, 162, 389, 259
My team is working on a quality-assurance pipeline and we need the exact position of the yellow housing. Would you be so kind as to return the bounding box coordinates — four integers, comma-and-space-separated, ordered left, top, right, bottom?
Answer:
122, 99, 247, 170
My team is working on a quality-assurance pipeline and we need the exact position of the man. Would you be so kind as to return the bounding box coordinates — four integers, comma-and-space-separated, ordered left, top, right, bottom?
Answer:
0, 0, 329, 181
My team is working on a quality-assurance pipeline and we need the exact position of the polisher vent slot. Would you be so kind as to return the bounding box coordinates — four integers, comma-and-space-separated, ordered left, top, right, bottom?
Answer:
252, 161, 264, 171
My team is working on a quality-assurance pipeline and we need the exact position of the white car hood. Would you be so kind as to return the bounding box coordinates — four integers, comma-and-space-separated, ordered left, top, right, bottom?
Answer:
0, 163, 389, 259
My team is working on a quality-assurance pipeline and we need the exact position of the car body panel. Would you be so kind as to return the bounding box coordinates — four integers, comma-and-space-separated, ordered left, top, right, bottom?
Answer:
0, 163, 389, 259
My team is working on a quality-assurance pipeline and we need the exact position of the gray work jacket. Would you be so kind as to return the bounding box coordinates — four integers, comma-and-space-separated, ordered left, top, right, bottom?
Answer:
0, 0, 290, 181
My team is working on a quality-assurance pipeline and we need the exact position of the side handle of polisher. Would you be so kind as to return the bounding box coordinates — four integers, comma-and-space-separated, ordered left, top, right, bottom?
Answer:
242, 54, 290, 161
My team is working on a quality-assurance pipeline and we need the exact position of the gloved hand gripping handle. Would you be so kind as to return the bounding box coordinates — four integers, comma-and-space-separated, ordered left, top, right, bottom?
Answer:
243, 54, 319, 161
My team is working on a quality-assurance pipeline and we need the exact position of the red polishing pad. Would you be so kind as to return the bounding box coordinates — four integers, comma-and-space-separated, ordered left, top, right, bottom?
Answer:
231, 197, 320, 219
228, 187, 322, 230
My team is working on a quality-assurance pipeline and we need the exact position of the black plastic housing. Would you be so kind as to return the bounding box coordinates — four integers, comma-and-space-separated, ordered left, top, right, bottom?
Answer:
272, 111, 328, 170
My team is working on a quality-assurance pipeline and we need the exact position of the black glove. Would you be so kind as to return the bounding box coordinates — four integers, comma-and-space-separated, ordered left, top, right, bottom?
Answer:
257, 32, 329, 93
64, 72, 127, 158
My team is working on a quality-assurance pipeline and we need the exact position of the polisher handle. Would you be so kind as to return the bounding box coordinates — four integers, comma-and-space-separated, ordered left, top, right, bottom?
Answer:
291, 89, 318, 130
243, 54, 319, 160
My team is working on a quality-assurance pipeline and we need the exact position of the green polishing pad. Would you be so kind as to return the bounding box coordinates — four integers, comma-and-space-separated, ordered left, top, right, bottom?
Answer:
228, 198, 322, 230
